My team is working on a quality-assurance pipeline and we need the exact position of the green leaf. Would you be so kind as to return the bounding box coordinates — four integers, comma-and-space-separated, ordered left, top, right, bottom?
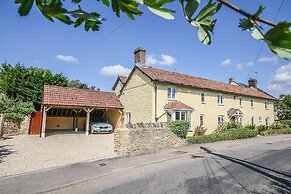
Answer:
251, 27, 264, 40
185, 0, 200, 19
148, 7, 174, 20
264, 22, 291, 59
189, 1, 221, 45
15, 0, 34, 16
239, 18, 254, 31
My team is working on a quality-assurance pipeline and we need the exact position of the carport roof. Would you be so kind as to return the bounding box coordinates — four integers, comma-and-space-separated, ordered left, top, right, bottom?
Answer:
43, 85, 123, 109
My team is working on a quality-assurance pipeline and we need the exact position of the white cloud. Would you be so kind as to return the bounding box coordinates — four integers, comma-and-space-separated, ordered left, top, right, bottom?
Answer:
267, 63, 291, 94
56, 54, 78, 63
100, 64, 131, 76
235, 62, 253, 70
258, 56, 278, 65
147, 54, 177, 66
220, 59, 232, 66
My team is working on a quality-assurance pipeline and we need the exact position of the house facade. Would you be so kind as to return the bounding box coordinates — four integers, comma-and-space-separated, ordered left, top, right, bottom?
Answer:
113, 48, 276, 134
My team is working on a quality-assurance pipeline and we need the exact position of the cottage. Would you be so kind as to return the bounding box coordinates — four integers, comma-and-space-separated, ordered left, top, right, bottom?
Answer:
113, 48, 276, 134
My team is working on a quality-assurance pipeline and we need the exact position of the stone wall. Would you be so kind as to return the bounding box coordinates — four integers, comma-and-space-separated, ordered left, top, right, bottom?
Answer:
1, 115, 31, 136
114, 122, 187, 156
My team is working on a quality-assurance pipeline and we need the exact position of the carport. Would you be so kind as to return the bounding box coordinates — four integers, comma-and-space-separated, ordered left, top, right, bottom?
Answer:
41, 85, 123, 137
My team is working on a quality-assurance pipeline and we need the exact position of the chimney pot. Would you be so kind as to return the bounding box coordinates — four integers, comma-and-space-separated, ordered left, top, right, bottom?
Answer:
134, 47, 146, 66
248, 78, 258, 88
229, 77, 235, 84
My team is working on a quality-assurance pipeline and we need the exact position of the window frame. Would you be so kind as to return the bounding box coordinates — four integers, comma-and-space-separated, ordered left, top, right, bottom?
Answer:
201, 92, 205, 104
126, 112, 132, 124
174, 111, 187, 121
251, 116, 254, 125
217, 94, 224, 105
251, 99, 254, 108
265, 101, 269, 109
200, 114, 204, 127
265, 117, 270, 126
239, 96, 243, 107
218, 115, 224, 126
167, 87, 176, 100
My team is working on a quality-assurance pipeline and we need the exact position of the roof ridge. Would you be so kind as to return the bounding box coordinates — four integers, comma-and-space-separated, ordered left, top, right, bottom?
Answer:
44, 85, 115, 94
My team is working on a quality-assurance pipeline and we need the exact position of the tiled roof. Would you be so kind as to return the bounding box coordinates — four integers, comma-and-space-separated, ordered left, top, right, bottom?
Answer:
138, 66, 275, 100
119, 76, 128, 84
43, 85, 123, 109
164, 101, 193, 110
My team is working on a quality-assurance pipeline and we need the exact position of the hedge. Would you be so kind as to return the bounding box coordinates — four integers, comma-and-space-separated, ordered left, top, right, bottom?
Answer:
187, 128, 258, 144
260, 128, 291, 136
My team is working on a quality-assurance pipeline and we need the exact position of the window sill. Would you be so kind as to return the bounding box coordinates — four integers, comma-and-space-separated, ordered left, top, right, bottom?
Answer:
201, 102, 206, 104
167, 99, 177, 101
218, 104, 224, 106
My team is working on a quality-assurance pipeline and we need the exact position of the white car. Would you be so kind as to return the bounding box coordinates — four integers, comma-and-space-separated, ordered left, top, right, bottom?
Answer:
90, 122, 113, 134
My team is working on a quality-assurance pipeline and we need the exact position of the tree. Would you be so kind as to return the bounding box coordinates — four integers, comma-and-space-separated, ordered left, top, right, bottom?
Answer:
275, 95, 291, 120
14, 0, 291, 59
68, 79, 100, 90
0, 63, 69, 110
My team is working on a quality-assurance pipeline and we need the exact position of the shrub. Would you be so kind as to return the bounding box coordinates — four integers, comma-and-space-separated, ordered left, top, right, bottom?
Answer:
187, 128, 258, 144
269, 121, 289, 130
168, 120, 190, 139
244, 124, 256, 130
256, 125, 269, 133
214, 122, 241, 133
194, 126, 207, 136
277, 120, 291, 128
260, 128, 291, 136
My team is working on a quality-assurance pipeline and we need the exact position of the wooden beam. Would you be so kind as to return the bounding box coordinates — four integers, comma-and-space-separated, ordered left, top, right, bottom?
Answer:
41, 106, 50, 138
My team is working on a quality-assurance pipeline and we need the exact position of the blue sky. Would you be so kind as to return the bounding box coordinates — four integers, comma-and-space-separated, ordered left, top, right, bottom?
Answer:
1, 0, 290, 96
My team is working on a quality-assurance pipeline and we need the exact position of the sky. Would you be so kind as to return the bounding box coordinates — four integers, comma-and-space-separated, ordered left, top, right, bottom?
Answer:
0, 0, 291, 97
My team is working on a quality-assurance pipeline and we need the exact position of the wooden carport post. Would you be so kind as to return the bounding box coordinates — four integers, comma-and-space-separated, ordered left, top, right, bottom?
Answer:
41, 106, 52, 138
84, 108, 94, 135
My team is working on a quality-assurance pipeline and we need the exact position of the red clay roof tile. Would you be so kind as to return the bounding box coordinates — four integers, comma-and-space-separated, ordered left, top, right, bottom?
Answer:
139, 66, 275, 100
43, 85, 123, 109
164, 101, 193, 110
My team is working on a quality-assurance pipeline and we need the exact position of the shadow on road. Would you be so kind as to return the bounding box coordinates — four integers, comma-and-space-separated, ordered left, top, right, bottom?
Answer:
0, 145, 14, 163
200, 146, 291, 193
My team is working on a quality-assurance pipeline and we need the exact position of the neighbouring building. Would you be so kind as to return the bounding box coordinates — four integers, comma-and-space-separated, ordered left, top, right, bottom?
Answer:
113, 48, 276, 134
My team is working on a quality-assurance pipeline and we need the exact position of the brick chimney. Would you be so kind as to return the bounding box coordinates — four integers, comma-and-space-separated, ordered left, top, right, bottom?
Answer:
134, 47, 146, 66
248, 78, 258, 88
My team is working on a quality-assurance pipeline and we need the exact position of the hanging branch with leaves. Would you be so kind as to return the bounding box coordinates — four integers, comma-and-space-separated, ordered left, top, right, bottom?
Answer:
14, 0, 291, 59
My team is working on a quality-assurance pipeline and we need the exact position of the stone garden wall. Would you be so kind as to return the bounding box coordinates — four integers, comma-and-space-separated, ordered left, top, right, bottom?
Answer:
1, 115, 31, 136
114, 122, 187, 156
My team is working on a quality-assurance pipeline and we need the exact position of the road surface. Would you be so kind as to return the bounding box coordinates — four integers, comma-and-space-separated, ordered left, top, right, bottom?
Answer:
0, 135, 290, 194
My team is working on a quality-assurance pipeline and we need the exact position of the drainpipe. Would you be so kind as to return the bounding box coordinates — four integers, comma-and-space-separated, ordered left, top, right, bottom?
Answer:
154, 81, 158, 122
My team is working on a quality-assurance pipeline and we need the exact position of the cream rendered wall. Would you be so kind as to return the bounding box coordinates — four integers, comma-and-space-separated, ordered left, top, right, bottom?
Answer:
119, 68, 154, 124
46, 117, 86, 130
114, 80, 123, 95
156, 83, 274, 134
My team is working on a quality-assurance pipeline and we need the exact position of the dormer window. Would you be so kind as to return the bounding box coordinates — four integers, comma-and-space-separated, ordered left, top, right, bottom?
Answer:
167, 87, 176, 100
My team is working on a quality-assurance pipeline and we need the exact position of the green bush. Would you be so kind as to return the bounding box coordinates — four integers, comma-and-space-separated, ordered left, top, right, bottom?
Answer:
0, 94, 35, 121
269, 121, 289, 130
168, 121, 190, 139
187, 128, 258, 144
278, 120, 291, 128
260, 128, 291, 136
214, 122, 241, 133
256, 125, 269, 133
244, 124, 256, 130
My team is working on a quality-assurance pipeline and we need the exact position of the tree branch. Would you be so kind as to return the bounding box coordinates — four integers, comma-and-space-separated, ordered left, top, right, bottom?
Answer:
217, 0, 276, 27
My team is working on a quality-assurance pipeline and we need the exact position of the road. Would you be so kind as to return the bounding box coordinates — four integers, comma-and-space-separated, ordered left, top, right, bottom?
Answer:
0, 135, 290, 194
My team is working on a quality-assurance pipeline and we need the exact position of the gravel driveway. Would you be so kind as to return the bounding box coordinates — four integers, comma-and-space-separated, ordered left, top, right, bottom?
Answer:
0, 131, 115, 177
